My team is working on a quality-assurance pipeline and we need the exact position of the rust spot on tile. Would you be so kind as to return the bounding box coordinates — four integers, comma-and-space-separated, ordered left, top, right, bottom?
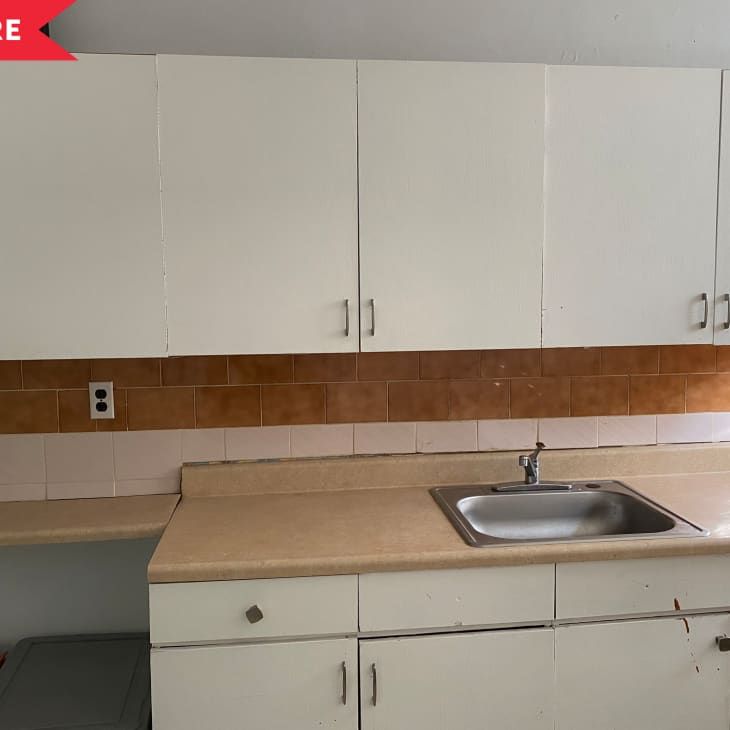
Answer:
681, 617, 689, 634
674, 598, 681, 611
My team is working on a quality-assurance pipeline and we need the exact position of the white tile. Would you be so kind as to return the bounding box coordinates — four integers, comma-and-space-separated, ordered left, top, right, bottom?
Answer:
0, 434, 45, 485
113, 430, 182, 480
712, 413, 730, 442
115, 478, 180, 496
538, 417, 598, 449
47, 480, 115, 500
598, 416, 657, 447
182, 429, 225, 463
225, 426, 290, 460
0, 483, 45, 502
657, 413, 713, 444
416, 421, 478, 453
44, 432, 114, 483
290, 424, 354, 458
354, 422, 416, 455
478, 419, 538, 451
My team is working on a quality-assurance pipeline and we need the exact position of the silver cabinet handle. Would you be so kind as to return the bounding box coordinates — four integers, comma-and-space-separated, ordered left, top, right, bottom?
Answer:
700, 292, 709, 329
371, 662, 377, 706
244, 605, 263, 624
717, 635, 730, 651
370, 299, 376, 337
344, 299, 350, 337
341, 661, 347, 705
724, 294, 730, 330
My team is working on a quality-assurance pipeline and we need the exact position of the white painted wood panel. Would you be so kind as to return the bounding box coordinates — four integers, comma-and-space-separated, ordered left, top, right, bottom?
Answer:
357, 61, 545, 351
0, 54, 165, 358
556, 555, 730, 620
158, 55, 359, 355
714, 71, 730, 341
152, 638, 358, 730
556, 615, 730, 730
544, 65, 721, 347
359, 629, 554, 730
359, 565, 554, 632
149, 575, 357, 645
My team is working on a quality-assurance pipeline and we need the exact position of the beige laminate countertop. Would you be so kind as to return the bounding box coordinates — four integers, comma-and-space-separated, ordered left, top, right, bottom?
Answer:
0, 494, 180, 546
147, 447, 730, 583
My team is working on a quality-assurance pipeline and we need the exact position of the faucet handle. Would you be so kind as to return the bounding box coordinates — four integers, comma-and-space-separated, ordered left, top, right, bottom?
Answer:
530, 441, 546, 460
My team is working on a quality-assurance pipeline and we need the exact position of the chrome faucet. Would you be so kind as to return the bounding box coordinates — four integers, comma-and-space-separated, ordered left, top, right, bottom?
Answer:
519, 442, 545, 485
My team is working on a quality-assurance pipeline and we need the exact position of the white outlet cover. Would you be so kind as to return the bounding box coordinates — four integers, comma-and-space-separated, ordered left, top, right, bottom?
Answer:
88, 381, 115, 420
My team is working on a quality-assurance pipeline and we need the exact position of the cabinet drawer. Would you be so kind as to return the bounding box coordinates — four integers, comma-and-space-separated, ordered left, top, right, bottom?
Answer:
359, 565, 554, 632
150, 575, 357, 645
557, 555, 730, 620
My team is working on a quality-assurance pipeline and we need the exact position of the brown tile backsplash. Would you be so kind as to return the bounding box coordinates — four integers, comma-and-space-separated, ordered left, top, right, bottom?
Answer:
510, 376, 571, 418
3, 346, 730, 434
629, 375, 686, 415
448, 380, 509, 420
22, 359, 91, 389
0, 390, 58, 433
196, 385, 261, 428
293, 354, 356, 383
481, 349, 540, 379
571, 376, 629, 417
601, 346, 659, 375
659, 345, 716, 374
357, 352, 419, 381
162, 356, 228, 386
326, 382, 387, 423
90, 358, 161, 387
0, 360, 22, 389
388, 381, 449, 421
541, 348, 601, 377
420, 351, 481, 380
126, 387, 195, 430
229, 355, 293, 384
262, 384, 326, 425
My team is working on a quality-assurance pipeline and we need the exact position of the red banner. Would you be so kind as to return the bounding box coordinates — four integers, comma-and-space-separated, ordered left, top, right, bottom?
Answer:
0, 0, 76, 60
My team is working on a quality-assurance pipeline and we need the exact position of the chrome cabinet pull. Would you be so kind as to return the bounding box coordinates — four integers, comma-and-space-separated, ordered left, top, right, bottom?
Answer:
370, 299, 376, 337
724, 294, 730, 330
244, 605, 263, 624
717, 635, 730, 651
371, 663, 377, 706
344, 299, 350, 337
700, 292, 709, 329
341, 661, 347, 705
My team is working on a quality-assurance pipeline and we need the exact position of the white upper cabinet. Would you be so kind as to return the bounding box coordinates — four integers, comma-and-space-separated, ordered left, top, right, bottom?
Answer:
357, 61, 545, 351
0, 54, 166, 359
543, 65, 721, 347
714, 71, 730, 342
158, 55, 359, 355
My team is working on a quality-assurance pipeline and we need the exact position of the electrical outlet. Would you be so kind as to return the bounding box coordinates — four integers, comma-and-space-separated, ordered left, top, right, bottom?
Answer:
89, 381, 115, 420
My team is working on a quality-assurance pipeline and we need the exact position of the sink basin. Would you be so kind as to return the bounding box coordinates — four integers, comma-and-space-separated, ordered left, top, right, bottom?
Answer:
431, 480, 706, 547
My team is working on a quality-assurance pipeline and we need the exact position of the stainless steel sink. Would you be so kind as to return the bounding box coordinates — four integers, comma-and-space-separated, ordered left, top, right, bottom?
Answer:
431, 480, 707, 547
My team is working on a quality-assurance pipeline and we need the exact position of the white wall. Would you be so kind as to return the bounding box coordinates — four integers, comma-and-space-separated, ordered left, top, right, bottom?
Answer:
53, 0, 730, 68
0, 539, 155, 648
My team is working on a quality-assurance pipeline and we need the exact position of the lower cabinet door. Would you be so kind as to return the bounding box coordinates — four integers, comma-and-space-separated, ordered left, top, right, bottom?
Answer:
556, 614, 730, 730
359, 628, 554, 730
151, 638, 358, 730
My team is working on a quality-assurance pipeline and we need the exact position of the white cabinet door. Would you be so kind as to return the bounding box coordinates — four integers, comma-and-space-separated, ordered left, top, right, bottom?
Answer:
358, 61, 545, 351
0, 54, 165, 359
543, 65, 721, 347
556, 615, 730, 730
360, 628, 554, 730
151, 638, 357, 730
158, 55, 358, 355
715, 71, 730, 341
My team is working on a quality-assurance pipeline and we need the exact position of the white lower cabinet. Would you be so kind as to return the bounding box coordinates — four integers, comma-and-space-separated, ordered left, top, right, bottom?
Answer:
151, 638, 358, 730
556, 614, 730, 730
359, 628, 554, 730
